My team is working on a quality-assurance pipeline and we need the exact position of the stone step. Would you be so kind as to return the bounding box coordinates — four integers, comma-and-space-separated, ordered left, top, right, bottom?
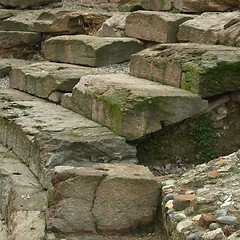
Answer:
0, 9, 109, 35
178, 11, 240, 47
71, 73, 208, 140
47, 164, 161, 235
130, 43, 240, 98
0, 88, 137, 188
125, 11, 194, 43
9, 61, 104, 103
0, 144, 46, 240
44, 34, 143, 67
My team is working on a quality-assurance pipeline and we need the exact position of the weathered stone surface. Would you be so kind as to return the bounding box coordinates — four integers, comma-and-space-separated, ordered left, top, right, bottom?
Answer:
72, 73, 208, 140
0, 9, 108, 35
119, 0, 172, 11
9, 61, 102, 100
0, 31, 41, 58
173, 0, 240, 13
0, 145, 46, 240
130, 43, 240, 97
178, 12, 240, 47
48, 164, 161, 234
44, 35, 143, 67
0, 58, 30, 77
98, 12, 129, 37
0, 89, 137, 187
125, 11, 194, 43
0, 0, 61, 9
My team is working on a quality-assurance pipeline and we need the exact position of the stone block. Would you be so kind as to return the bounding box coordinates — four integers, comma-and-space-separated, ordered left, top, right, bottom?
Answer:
178, 12, 240, 47
130, 43, 240, 97
0, 31, 41, 58
173, 0, 240, 13
44, 35, 143, 67
72, 73, 208, 140
10, 62, 101, 99
48, 164, 161, 234
0, 89, 137, 188
125, 11, 194, 43
0, 0, 61, 9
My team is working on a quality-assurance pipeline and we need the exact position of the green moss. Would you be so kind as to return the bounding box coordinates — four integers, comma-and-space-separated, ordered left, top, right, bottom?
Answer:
193, 115, 214, 161
181, 64, 201, 92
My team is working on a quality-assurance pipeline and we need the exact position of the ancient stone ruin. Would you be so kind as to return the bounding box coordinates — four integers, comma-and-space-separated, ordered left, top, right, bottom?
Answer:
0, 0, 239, 239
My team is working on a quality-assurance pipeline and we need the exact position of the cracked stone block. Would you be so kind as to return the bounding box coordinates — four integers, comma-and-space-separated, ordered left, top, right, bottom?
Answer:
178, 12, 240, 47
0, 89, 137, 188
44, 35, 143, 67
72, 73, 208, 140
125, 11, 194, 43
48, 164, 161, 234
9, 61, 102, 99
130, 43, 240, 97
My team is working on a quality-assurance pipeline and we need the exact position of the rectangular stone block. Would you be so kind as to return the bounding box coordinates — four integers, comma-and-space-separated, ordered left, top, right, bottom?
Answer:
130, 43, 240, 97
178, 12, 240, 47
125, 11, 194, 43
0, 89, 137, 188
44, 35, 143, 67
48, 164, 161, 234
72, 73, 208, 140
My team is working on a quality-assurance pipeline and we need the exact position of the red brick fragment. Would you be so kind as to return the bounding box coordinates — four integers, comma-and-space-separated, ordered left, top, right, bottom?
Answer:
173, 194, 196, 211
208, 170, 220, 178
198, 213, 216, 227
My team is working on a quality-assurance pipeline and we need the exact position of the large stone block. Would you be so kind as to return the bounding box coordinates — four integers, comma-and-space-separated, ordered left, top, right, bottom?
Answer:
0, 31, 41, 58
178, 12, 240, 47
44, 35, 143, 67
0, 89, 137, 187
125, 11, 194, 43
48, 164, 161, 234
10, 62, 102, 101
173, 0, 240, 13
72, 73, 208, 140
0, 0, 61, 9
130, 43, 240, 97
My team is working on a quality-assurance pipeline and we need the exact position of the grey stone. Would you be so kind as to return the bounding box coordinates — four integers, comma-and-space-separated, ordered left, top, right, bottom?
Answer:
72, 73, 208, 140
0, 89, 137, 188
203, 228, 226, 240
48, 164, 161, 234
178, 12, 240, 47
0, 0, 61, 9
125, 11, 194, 43
9, 61, 102, 99
187, 233, 200, 240
44, 35, 143, 67
217, 216, 237, 225
209, 223, 221, 230
130, 43, 240, 97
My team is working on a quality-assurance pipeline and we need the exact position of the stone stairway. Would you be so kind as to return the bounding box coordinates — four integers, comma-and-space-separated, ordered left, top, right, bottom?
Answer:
0, 0, 240, 239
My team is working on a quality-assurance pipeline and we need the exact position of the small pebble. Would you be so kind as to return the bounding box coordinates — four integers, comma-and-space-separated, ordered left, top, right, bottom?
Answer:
216, 208, 228, 217
217, 216, 237, 225
186, 233, 200, 240
209, 222, 221, 230
163, 193, 174, 202
172, 212, 186, 222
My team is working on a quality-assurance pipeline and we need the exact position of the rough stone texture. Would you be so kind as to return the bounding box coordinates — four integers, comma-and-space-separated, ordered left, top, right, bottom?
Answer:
130, 43, 240, 98
161, 150, 240, 239
0, 58, 31, 78
9, 61, 102, 100
0, 0, 61, 9
0, 144, 46, 240
0, 89, 137, 188
72, 73, 208, 140
98, 12, 129, 37
48, 164, 161, 234
44, 35, 143, 67
125, 11, 194, 43
0, 9, 109, 35
119, 0, 172, 11
0, 31, 41, 59
173, 0, 240, 13
178, 12, 240, 47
